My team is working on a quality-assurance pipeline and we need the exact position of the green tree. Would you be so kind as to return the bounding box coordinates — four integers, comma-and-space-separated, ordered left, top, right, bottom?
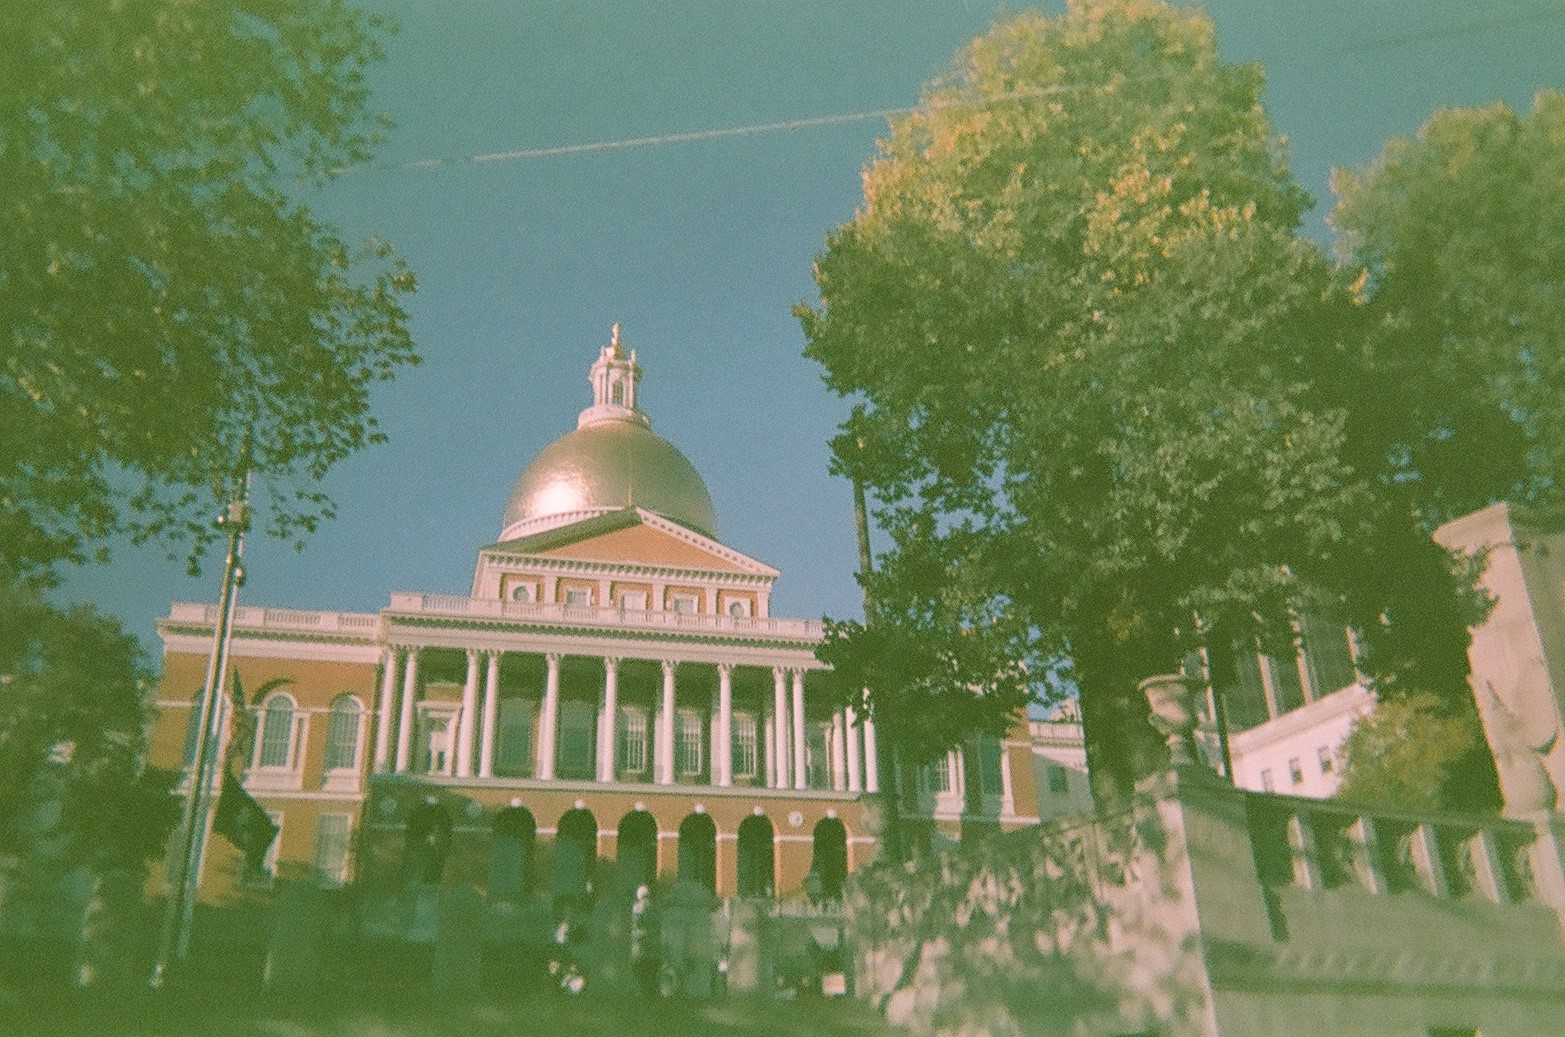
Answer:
1335, 693, 1484, 813
2, 0, 418, 585
800, 0, 1376, 802
0, 587, 178, 874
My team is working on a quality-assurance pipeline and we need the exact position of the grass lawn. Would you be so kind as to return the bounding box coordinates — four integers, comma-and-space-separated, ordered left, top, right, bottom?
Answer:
2, 982, 900, 1037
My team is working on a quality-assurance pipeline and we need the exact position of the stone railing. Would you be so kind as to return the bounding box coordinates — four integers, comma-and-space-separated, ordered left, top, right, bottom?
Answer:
385, 592, 824, 642
165, 603, 381, 637
1244, 791, 1540, 908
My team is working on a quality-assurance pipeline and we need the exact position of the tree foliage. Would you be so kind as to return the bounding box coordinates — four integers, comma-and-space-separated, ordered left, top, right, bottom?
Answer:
0, 586, 179, 871
1335, 693, 1484, 814
801, 0, 1377, 797
2, 0, 418, 585
803, 3, 1560, 810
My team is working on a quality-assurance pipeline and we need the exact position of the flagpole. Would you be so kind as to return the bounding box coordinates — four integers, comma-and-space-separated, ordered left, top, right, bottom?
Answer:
150, 468, 251, 988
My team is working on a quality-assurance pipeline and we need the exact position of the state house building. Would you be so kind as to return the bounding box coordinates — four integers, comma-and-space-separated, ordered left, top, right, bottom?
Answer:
148, 331, 1043, 908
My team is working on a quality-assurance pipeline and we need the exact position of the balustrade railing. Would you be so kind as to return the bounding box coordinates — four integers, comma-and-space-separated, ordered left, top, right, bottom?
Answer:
385, 592, 823, 641
1246, 792, 1541, 907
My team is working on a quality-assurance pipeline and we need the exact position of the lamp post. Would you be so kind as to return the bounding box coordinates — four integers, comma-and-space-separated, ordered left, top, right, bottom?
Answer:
150, 470, 251, 988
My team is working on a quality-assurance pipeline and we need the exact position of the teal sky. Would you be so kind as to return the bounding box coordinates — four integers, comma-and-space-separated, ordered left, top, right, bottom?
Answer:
59, 0, 1565, 652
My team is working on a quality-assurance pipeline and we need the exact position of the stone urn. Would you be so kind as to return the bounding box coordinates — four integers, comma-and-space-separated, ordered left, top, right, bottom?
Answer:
1141, 673, 1200, 767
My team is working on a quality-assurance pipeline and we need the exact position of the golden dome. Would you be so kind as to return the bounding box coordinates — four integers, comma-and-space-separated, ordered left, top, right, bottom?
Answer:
501, 416, 717, 539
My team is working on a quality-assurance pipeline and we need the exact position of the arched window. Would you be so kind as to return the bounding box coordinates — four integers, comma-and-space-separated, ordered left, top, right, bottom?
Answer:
676, 709, 703, 777
731, 712, 758, 779
554, 808, 597, 901
811, 818, 848, 900
678, 812, 717, 893
617, 706, 648, 774
737, 814, 775, 898
323, 695, 363, 771
617, 809, 658, 889
490, 806, 536, 902
255, 693, 297, 769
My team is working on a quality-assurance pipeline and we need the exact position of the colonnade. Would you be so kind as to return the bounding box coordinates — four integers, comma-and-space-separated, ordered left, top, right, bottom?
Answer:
371, 647, 878, 793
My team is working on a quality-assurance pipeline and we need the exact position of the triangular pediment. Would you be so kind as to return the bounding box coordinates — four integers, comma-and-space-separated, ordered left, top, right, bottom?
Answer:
481, 508, 778, 576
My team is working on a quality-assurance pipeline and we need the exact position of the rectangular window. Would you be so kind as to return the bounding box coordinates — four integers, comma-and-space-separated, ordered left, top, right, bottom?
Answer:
313, 813, 352, 887
975, 736, 1004, 798
670, 594, 699, 614
1303, 614, 1358, 696
1288, 757, 1304, 785
731, 713, 758, 779
1318, 746, 1335, 774
558, 702, 595, 780
618, 708, 647, 773
619, 590, 648, 611
1213, 641, 1270, 732
806, 723, 830, 789
564, 588, 591, 607
495, 698, 533, 777
1260, 769, 1275, 792
676, 709, 704, 776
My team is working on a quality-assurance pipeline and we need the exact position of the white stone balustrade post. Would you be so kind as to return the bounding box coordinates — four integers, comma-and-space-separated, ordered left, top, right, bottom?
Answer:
658, 660, 677, 785
394, 648, 420, 772
717, 663, 733, 787
456, 649, 479, 777
479, 651, 500, 778
831, 710, 848, 791
598, 657, 620, 783
772, 667, 789, 789
374, 647, 399, 772
792, 670, 807, 790
862, 712, 880, 793
845, 705, 863, 793
538, 653, 561, 781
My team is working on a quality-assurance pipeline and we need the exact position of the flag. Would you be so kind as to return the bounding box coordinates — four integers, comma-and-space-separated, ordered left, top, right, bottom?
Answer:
213, 770, 278, 868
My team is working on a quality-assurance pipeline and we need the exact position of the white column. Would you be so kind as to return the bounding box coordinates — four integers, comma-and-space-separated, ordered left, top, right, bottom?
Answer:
394, 648, 419, 772
597, 657, 619, 783
374, 647, 398, 772
862, 712, 880, 793
831, 710, 848, 791
538, 653, 561, 781
772, 667, 789, 789
456, 649, 479, 777
657, 660, 677, 785
479, 651, 500, 778
791, 670, 807, 790
845, 705, 863, 793
716, 663, 733, 787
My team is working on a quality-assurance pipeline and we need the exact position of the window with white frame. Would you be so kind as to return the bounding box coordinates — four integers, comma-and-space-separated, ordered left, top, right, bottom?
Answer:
806, 722, 830, 789
731, 712, 758, 779
676, 709, 703, 776
558, 700, 595, 780
495, 698, 534, 777
920, 755, 952, 795
323, 695, 363, 772
618, 706, 647, 773
620, 590, 648, 611
254, 693, 300, 770
313, 813, 353, 887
